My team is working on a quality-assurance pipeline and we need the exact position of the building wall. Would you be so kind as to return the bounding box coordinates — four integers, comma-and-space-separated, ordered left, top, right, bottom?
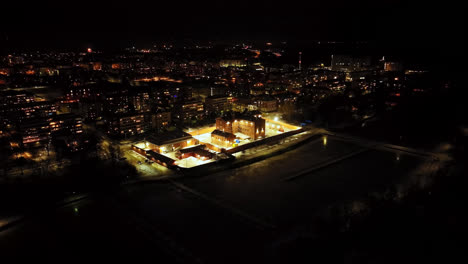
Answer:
151, 112, 171, 130
215, 118, 233, 133
205, 96, 233, 113
108, 114, 146, 136
256, 100, 277, 112
331, 55, 372, 72
49, 115, 83, 135
211, 133, 236, 147
20, 121, 50, 146
384, 62, 404, 72
177, 101, 204, 122
151, 138, 198, 153
216, 117, 266, 140
232, 119, 265, 139
220, 59, 247, 68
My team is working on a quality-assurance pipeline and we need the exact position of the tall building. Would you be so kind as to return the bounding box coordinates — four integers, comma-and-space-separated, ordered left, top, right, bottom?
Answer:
0, 90, 35, 106
331, 55, 372, 72
232, 98, 257, 112
384, 61, 404, 72
0, 101, 57, 124
107, 113, 147, 137
19, 120, 50, 147
174, 100, 204, 123
151, 110, 171, 131
298, 52, 302, 71
49, 114, 83, 136
130, 91, 151, 112
205, 95, 233, 113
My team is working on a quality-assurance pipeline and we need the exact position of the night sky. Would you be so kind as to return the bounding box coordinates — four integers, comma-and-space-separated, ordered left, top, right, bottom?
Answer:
1, 0, 465, 53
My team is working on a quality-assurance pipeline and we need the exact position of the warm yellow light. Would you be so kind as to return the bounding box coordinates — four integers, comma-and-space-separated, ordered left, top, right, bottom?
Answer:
323, 136, 327, 146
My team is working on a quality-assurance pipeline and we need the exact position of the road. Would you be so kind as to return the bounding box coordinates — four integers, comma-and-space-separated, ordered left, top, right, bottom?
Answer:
122, 147, 172, 178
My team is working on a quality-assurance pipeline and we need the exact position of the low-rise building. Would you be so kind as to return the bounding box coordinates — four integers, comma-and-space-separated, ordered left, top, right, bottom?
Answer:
176, 145, 215, 160
145, 130, 198, 153
211, 129, 237, 148
215, 113, 265, 140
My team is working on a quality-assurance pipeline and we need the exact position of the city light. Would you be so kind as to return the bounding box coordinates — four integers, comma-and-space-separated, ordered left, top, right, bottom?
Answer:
0, 2, 459, 260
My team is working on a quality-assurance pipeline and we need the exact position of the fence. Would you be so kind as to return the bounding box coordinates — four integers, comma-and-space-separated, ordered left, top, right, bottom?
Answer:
225, 128, 305, 154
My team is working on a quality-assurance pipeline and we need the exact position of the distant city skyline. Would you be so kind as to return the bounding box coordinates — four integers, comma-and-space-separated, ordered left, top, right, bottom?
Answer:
1, 0, 464, 54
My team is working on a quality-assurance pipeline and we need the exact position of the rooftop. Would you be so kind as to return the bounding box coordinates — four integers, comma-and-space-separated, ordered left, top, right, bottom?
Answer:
147, 130, 193, 146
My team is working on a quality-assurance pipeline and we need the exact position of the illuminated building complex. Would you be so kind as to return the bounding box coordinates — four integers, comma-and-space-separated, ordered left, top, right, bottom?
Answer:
144, 130, 198, 153
215, 113, 266, 140
211, 129, 237, 147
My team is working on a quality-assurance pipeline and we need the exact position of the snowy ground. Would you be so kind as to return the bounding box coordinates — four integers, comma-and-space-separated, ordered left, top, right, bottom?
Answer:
162, 147, 217, 168
175, 156, 214, 168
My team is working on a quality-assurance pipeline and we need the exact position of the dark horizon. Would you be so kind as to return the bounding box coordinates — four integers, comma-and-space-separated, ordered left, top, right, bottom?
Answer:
1, 0, 465, 56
